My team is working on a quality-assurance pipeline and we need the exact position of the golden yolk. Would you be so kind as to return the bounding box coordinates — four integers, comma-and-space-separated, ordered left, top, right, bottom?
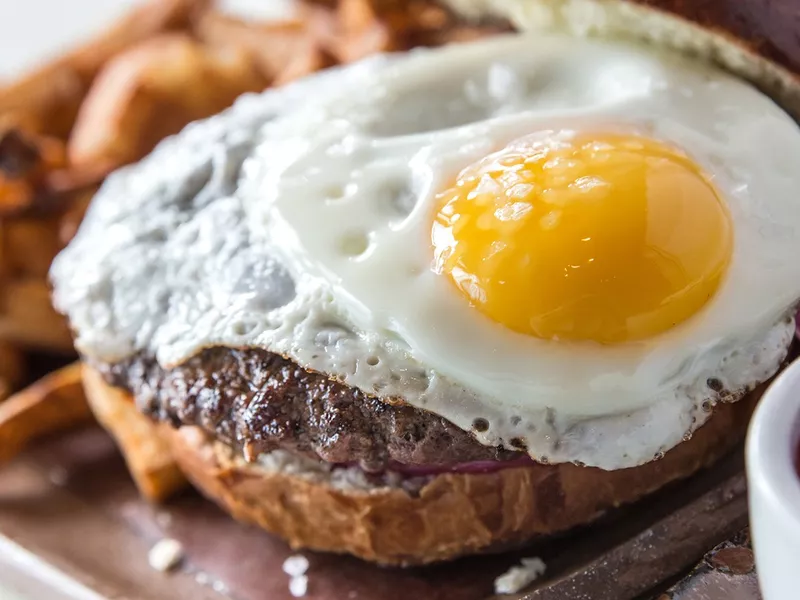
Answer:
432, 132, 733, 343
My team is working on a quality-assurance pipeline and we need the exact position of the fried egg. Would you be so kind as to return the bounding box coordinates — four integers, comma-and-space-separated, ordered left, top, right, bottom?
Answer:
52, 35, 800, 469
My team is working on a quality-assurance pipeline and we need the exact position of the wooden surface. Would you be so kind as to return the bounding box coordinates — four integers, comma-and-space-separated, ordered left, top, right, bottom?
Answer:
664, 531, 761, 600
0, 425, 764, 600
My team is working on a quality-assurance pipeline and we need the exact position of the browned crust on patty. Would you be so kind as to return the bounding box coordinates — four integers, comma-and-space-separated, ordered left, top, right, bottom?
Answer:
83, 370, 765, 565
97, 347, 524, 471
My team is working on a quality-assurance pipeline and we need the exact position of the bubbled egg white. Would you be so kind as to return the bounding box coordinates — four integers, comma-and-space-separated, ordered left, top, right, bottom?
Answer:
52, 35, 800, 469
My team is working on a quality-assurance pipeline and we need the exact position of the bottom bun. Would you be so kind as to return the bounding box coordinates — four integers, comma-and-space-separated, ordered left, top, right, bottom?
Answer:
84, 372, 763, 566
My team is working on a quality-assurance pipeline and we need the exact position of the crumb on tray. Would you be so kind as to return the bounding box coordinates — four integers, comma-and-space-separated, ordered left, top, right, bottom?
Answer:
289, 574, 309, 598
494, 557, 547, 595
148, 538, 185, 573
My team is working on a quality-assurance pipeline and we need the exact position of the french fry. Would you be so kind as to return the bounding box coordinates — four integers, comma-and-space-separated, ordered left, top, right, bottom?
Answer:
59, 186, 97, 245
0, 130, 68, 217
82, 367, 188, 503
46, 164, 110, 197
0, 65, 86, 139
194, 12, 313, 82
65, 0, 213, 80
297, 3, 340, 49
298, 0, 396, 65
402, 1, 450, 31
0, 363, 91, 463
0, 0, 211, 139
0, 278, 74, 352
0, 342, 26, 400
0, 220, 6, 281
425, 24, 512, 46
0, 178, 33, 216
0, 129, 43, 178
68, 34, 269, 168
334, 0, 397, 63
297, 0, 337, 6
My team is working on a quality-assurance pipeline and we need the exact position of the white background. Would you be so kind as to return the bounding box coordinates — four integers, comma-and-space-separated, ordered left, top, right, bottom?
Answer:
0, 1, 139, 80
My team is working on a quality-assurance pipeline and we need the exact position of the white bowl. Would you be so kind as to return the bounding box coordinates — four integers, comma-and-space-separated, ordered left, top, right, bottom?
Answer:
747, 357, 800, 600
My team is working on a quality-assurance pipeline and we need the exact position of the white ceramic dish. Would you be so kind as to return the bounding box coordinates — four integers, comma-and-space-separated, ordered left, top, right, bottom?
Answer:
747, 356, 800, 600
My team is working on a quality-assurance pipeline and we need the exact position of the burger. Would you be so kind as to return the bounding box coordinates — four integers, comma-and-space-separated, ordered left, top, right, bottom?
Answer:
51, 0, 800, 566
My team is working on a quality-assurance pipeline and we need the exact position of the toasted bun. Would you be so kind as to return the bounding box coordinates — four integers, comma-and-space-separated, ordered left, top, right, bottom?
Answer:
82, 370, 763, 565
445, 0, 800, 118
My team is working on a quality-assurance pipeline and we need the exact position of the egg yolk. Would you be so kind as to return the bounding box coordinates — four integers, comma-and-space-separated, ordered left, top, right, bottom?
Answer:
432, 132, 733, 343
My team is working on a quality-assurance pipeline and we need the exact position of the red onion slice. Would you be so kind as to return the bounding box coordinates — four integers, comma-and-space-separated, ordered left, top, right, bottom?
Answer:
388, 456, 536, 475
338, 455, 536, 477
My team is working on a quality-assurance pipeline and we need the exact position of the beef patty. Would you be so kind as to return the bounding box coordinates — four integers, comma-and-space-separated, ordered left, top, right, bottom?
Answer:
98, 347, 524, 471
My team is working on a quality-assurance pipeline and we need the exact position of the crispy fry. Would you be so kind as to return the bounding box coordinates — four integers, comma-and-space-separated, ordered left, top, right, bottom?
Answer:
194, 12, 313, 82
46, 164, 110, 196
0, 363, 91, 463
65, 0, 213, 80
366, 0, 453, 38
0, 342, 26, 400
68, 34, 269, 168
0, 0, 211, 139
301, 0, 396, 65
339, 0, 382, 32
0, 278, 74, 352
82, 367, 188, 503
0, 222, 5, 281
425, 24, 512, 45
274, 42, 336, 86
298, 3, 340, 48
59, 187, 97, 245
0, 129, 42, 178
333, 18, 395, 63
404, 1, 450, 31
1, 216, 62, 278
0, 178, 33, 216
0, 130, 68, 217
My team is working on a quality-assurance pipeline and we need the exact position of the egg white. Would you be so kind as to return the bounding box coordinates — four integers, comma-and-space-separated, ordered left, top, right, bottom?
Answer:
52, 35, 800, 469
